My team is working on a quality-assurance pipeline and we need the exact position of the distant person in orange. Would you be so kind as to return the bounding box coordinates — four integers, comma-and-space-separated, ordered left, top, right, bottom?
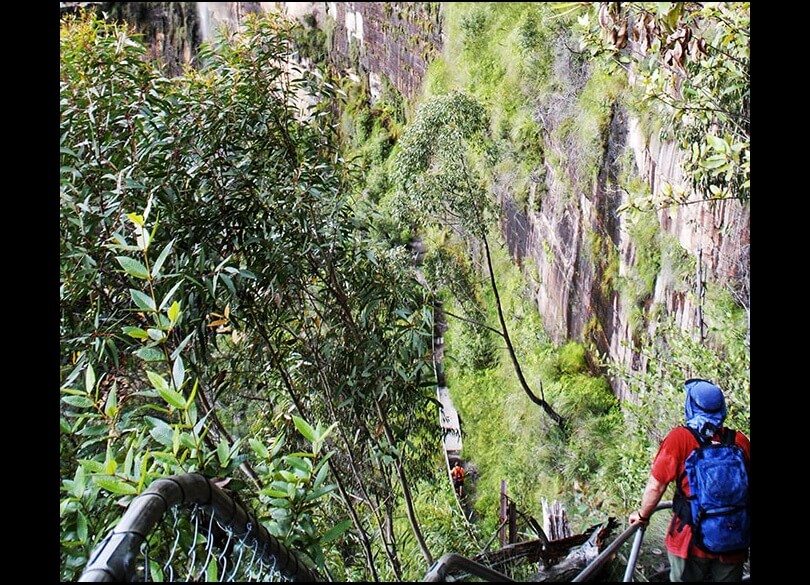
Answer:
450, 461, 465, 497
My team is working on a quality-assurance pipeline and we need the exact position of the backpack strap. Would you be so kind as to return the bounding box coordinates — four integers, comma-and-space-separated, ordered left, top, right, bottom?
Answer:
721, 427, 737, 446
670, 426, 704, 535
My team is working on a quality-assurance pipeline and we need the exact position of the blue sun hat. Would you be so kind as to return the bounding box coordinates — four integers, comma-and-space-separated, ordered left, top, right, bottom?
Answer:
684, 378, 726, 439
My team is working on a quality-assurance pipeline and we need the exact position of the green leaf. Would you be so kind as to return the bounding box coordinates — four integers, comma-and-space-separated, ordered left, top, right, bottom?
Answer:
135, 346, 164, 362
115, 256, 150, 279
147, 371, 184, 409
77, 425, 109, 437
159, 281, 183, 311
146, 370, 169, 393
73, 466, 86, 499
158, 386, 185, 409
78, 459, 105, 473
124, 445, 135, 477
146, 416, 175, 447
286, 456, 312, 474
292, 415, 317, 443
147, 328, 166, 342
249, 438, 270, 459
62, 395, 94, 408
314, 422, 338, 453
85, 364, 96, 394
94, 476, 138, 495
320, 519, 352, 544
217, 438, 230, 467
220, 273, 236, 296
149, 560, 163, 582
151, 239, 174, 278
135, 226, 150, 251
261, 488, 288, 498
185, 378, 198, 410
701, 154, 728, 170
60, 499, 73, 517
123, 326, 149, 340
138, 452, 150, 492
270, 435, 286, 458
278, 470, 298, 483
105, 452, 117, 475
167, 301, 181, 325
104, 383, 118, 418
172, 356, 185, 390
77, 511, 88, 543
171, 333, 194, 361
206, 556, 218, 582
239, 269, 257, 280
305, 484, 336, 501
313, 459, 330, 488
179, 432, 197, 450
130, 289, 156, 311
706, 134, 728, 152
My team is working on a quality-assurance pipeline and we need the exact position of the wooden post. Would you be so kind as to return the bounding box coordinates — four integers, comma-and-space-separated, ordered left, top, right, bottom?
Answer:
508, 500, 517, 544
499, 480, 507, 547
543, 497, 572, 541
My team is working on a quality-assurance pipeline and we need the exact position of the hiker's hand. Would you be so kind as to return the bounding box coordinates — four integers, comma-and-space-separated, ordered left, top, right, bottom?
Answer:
629, 510, 649, 527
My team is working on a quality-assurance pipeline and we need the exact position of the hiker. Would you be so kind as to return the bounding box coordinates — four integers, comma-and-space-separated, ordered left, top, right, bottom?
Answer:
628, 379, 750, 582
450, 461, 465, 497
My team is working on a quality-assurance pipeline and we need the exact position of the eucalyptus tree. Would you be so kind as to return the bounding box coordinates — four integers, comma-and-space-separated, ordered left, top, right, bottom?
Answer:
391, 90, 565, 430
61, 12, 440, 581
167, 16, 438, 577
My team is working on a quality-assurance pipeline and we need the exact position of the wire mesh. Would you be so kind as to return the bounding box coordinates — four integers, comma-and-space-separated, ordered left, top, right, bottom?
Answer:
131, 502, 292, 582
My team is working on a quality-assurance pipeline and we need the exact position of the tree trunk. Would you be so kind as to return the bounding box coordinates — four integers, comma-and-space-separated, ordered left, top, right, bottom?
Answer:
530, 522, 613, 582
374, 396, 434, 568
482, 236, 566, 429
277, 351, 403, 580
329, 460, 381, 582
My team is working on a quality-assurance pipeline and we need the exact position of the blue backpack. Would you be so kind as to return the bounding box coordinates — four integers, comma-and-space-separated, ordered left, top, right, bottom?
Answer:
672, 427, 750, 554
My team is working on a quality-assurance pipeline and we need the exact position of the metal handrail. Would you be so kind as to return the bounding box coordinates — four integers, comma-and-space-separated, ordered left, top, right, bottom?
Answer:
423, 504, 672, 582
571, 501, 672, 582
78, 472, 321, 582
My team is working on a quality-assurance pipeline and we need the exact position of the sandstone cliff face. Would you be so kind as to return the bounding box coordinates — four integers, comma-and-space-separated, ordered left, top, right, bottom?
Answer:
497, 94, 749, 400
320, 2, 442, 100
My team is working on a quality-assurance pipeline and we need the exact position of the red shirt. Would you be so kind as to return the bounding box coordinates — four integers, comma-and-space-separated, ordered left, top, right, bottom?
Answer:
651, 426, 750, 562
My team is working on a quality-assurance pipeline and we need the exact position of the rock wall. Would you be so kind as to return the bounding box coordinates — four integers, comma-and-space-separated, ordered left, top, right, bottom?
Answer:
319, 2, 442, 100
497, 85, 749, 400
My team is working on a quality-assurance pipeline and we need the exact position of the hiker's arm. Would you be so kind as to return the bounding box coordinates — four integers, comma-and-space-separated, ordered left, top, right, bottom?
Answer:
629, 475, 668, 526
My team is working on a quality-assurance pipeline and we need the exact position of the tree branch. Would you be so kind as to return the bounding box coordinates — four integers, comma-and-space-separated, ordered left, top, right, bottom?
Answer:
443, 309, 505, 338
